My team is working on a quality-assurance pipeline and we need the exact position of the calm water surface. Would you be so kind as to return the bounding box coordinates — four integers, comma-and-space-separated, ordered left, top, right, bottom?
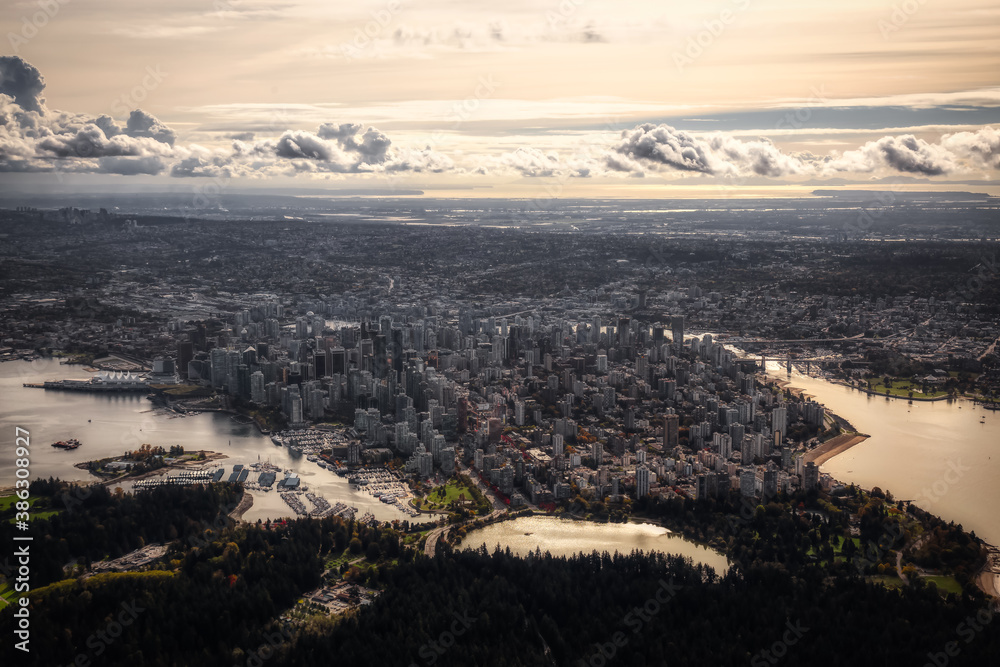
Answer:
0, 359, 408, 522
459, 515, 729, 573
766, 363, 1000, 545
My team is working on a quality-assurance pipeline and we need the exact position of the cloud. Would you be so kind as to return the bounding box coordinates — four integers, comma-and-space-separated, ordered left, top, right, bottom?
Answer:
610, 124, 804, 177
126, 109, 177, 146
111, 25, 227, 39
317, 122, 363, 141
3, 57, 997, 184
235, 124, 402, 173
317, 122, 391, 162
602, 123, 999, 180
826, 135, 956, 176
311, 18, 615, 61
99, 156, 167, 175
0, 56, 45, 113
941, 126, 1000, 169
500, 147, 563, 177
0, 58, 453, 179
384, 147, 455, 173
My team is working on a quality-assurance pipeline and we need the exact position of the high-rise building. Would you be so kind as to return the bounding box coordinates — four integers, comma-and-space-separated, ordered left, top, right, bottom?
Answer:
804, 461, 819, 491
417, 448, 434, 478
431, 434, 446, 466
772, 406, 787, 442
664, 414, 679, 450
250, 371, 265, 403
696, 472, 718, 500
441, 447, 456, 476
289, 395, 303, 425
618, 317, 631, 349
763, 466, 779, 499
552, 433, 565, 456
177, 340, 193, 380
711, 432, 731, 459
671, 315, 685, 349
210, 348, 228, 388
740, 467, 757, 497
635, 464, 650, 499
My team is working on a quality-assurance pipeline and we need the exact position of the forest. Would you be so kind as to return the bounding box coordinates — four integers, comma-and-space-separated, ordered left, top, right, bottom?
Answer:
2, 480, 998, 666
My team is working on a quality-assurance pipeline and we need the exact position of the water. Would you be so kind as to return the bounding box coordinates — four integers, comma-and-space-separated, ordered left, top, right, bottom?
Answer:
3, 358, 998, 546
766, 363, 1000, 545
0, 360, 408, 522
458, 515, 729, 574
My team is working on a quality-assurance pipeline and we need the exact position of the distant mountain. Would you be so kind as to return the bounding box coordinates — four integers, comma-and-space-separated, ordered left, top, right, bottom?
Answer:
812, 189, 995, 200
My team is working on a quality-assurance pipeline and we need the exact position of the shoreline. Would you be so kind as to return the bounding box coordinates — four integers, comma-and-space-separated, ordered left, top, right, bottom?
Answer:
804, 433, 870, 467
764, 367, 999, 600
829, 378, 951, 402
978, 571, 1000, 599
229, 490, 254, 521
78, 450, 230, 487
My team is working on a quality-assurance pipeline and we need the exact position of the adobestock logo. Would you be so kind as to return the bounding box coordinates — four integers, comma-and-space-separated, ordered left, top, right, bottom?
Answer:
672, 0, 752, 72
338, 0, 404, 62
7, 0, 72, 53
407, 610, 477, 666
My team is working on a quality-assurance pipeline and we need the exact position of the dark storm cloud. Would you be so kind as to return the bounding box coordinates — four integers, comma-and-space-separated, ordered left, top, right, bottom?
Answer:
0, 56, 45, 113
125, 109, 177, 146
98, 156, 167, 175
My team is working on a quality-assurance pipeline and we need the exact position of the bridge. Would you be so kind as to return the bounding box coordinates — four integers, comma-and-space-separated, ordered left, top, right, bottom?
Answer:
719, 335, 869, 345
732, 353, 842, 374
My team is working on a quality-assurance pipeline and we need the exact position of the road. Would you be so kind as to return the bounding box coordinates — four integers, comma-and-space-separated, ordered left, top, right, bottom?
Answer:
897, 533, 931, 583
458, 461, 508, 512
424, 509, 505, 557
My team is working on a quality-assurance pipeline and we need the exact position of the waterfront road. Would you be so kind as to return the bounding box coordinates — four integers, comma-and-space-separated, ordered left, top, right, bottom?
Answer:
425, 509, 505, 557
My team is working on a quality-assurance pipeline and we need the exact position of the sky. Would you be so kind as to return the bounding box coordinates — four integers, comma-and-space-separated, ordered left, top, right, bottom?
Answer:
1, 0, 999, 198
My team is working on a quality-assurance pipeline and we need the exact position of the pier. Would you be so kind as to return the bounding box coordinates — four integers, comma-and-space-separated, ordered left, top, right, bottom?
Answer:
24, 380, 149, 392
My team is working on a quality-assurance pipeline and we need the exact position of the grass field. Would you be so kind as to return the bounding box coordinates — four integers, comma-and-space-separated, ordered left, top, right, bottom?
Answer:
0, 494, 38, 512
0, 580, 16, 605
922, 575, 963, 595
1, 494, 62, 524
324, 549, 356, 571
869, 575, 906, 590
421, 479, 474, 511
804, 535, 866, 567
867, 379, 947, 399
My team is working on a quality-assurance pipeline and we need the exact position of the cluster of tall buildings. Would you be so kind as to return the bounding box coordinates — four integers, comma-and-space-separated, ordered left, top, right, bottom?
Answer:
167, 299, 831, 501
